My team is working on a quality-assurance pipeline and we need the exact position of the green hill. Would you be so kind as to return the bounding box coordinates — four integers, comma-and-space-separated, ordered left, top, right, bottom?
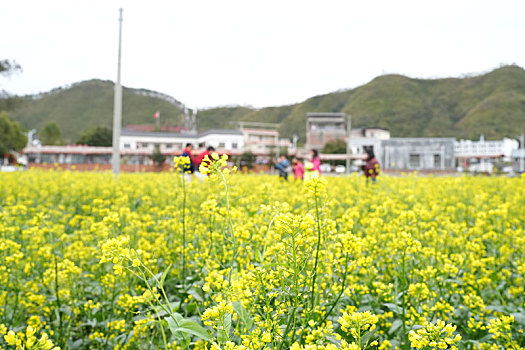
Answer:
8, 80, 186, 143
6, 66, 525, 143
195, 65, 525, 141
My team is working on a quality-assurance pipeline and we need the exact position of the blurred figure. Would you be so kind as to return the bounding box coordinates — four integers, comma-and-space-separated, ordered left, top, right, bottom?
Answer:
310, 149, 321, 175
194, 146, 215, 181
303, 161, 320, 181
275, 155, 291, 180
197, 146, 215, 166
292, 156, 304, 180
362, 150, 379, 184
180, 143, 195, 181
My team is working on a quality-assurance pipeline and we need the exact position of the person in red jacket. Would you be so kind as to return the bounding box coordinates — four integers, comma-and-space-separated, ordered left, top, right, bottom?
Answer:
362, 150, 379, 184
196, 146, 215, 167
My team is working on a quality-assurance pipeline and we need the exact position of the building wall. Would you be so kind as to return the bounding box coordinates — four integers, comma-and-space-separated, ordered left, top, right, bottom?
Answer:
198, 133, 244, 151
380, 138, 455, 170
350, 128, 390, 140
307, 125, 346, 149
455, 138, 518, 158
120, 135, 192, 152
120, 132, 244, 153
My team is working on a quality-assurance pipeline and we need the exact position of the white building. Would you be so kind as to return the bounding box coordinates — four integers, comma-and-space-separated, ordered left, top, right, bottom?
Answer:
455, 136, 518, 159
348, 128, 391, 156
240, 128, 292, 155
511, 149, 525, 173
455, 136, 519, 172
119, 129, 244, 154
237, 122, 293, 155
381, 138, 456, 170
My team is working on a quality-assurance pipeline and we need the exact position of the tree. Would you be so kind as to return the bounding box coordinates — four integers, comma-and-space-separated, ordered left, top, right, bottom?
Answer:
40, 121, 64, 145
0, 112, 27, 157
0, 59, 23, 112
151, 146, 165, 167
240, 150, 256, 169
322, 139, 347, 154
0, 60, 22, 75
77, 126, 112, 146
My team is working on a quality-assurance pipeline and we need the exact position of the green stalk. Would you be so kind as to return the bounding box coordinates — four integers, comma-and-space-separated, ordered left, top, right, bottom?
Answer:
181, 172, 187, 289
319, 253, 349, 326
310, 193, 322, 311
219, 171, 237, 284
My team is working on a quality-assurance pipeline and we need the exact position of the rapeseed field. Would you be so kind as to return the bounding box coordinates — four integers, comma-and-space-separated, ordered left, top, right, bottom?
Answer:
0, 166, 523, 349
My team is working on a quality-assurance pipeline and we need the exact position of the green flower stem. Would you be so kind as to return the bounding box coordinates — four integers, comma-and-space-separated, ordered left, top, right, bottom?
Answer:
310, 192, 322, 311
219, 171, 237, 284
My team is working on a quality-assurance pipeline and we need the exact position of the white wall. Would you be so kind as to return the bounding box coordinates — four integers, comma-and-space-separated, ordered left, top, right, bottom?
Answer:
198, 134, 244, 151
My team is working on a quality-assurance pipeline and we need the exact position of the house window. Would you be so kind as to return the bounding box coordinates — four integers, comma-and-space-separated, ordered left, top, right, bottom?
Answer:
198, 142, 206, 148
218, 142, 226, 148
434, 154, 441, 168
141, 143, 149, 148
124, 143, 130, 149
165, 143, 173, 149
409, 154, 420, 168
232, 143, 238, 149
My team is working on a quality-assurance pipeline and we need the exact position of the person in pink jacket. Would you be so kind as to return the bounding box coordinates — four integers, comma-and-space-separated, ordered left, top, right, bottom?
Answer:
292, 157, 304, 180
310, 149, 321, 175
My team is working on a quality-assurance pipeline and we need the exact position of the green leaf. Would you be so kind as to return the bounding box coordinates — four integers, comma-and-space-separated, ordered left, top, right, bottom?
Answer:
224, 313, 232, 334
512, 312, 525, 326
232, 301, 253, 330
159, 264, 172, 289
174, 319, 213, 341
166, 314, 189, 342
388, 319, 403, 335
217, 313, 232, 345
384, 303, 402, 314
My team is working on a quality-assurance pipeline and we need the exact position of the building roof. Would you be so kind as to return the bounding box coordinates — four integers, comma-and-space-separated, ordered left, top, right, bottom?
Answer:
23, 145, 112, 155
121, 129, 194, 138
351, 127, 390, 132
241, 128, 279, 135
306, 112, 346, 118
383, 137, 455, 142
121, 129, 242, 138
200, 129, 243, 136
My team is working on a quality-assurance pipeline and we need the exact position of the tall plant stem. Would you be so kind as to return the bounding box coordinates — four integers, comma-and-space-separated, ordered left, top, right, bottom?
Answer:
220, 171, 237, 284
310, 194, 322, 310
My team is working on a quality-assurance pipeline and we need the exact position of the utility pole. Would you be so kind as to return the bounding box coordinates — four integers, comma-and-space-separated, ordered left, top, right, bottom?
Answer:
518, 133, 524, 173
345, 114, 352, 175
112, 8, 123, 177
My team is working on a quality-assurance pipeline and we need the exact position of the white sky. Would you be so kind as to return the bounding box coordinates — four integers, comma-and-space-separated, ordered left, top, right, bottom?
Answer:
1, 0, 525, 109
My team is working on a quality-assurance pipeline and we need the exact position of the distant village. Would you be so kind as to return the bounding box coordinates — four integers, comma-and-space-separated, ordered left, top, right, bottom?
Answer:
16, 112, 525, 175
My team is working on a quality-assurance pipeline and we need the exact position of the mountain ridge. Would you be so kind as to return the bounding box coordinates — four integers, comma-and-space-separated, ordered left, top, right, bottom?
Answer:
6, 65, 525, 143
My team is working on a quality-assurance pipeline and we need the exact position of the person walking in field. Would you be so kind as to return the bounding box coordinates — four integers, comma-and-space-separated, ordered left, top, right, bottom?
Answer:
303, 161, 320, 181
292, 156, 304, 180
180, 143, 195, 181
275, 155, 291, 180
362, 150, 379, 184
196, 146, 215, 167
310, 149, 321, 175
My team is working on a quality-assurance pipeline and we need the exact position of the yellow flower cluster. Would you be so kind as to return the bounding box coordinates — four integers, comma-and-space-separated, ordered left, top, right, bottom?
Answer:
99, 235, 142, 274
2, 326, 59, 350
487, 315, 514, 340
202, 301, 234, 329
338, 310, 378, 341
408, 319, 461, 349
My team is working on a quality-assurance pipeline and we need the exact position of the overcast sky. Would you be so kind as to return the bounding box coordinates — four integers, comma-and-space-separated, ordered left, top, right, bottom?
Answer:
1, 0, 524, 109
